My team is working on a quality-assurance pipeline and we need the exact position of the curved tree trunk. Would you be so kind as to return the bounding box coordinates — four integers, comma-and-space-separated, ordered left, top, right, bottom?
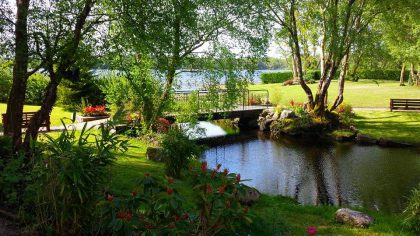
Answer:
331, 52, 349, 111
409, 63, 415, 86
399, 64, 406, 86
4, 0, 30, 152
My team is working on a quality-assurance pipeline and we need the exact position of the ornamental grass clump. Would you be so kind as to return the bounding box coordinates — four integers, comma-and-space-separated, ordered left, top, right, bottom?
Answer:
24, 123, 128, 235
403, 184, 420, 234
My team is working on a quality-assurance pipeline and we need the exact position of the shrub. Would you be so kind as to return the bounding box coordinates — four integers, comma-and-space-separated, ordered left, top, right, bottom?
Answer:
403, 184, 420, 234
260, 71, 293, 84
24, 124, 128, 235
336, 103, 354, 126
97, 162, 251, 235
304, 70, 321, 81
25, 73, 49, 105
161, 128, 201, 178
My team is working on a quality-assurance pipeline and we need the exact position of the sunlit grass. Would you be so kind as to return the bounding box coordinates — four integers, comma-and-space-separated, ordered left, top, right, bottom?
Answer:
250, 80, 420, 108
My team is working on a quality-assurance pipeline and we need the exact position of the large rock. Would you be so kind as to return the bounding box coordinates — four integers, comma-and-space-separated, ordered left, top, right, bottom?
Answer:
280, 110, 296, 120
355, 134, 377, 145
146, 147, 165, 162
236, 187, 261, 205
335, 208, 374, 228
258, 117, 273, 131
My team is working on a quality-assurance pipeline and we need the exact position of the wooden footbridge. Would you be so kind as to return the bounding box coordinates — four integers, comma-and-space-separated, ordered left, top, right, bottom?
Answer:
165, 89, 273, 123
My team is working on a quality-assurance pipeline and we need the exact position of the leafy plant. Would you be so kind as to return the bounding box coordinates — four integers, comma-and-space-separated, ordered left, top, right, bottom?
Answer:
97, 162, 251, 236
161, 128, 201, 178
24, 123, 128, 235
97, 174, 189, 236
403, 184, 420, 234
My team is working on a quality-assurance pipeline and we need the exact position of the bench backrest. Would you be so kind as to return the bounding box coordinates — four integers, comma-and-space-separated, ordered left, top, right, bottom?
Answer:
390, 99, 420, 111
2, 112, 51, 126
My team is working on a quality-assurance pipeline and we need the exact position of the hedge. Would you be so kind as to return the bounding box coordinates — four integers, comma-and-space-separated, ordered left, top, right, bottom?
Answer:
261, 69, 409, 84
260, 71, 293, 84
351, 69, 408, 81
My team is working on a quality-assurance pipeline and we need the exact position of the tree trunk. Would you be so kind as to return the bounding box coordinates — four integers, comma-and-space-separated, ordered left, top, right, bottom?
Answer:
23, 77, 59, 148
330, 52, 349, 111
290, 3, 314, 108
417, 65, 420, 86
409, 63, 415, 86
399, 64, 406, 86
4, 0, 30, 152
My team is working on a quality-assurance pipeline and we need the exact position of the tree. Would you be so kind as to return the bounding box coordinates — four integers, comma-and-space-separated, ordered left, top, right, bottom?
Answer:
3, 0, 33, 151
266, 0, 383, 114
109, 0, 270, 117
378, 0, 420, 86
22, 0, 103, 149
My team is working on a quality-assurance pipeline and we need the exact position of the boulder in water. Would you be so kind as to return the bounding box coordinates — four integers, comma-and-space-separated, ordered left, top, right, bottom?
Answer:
280, 110, 296, 120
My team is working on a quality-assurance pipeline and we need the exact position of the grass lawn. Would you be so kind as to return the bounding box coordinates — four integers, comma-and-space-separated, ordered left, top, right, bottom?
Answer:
354, 111, 420, 145
100, 137, 410, 236
250, 80, 420, 108
0, 103, 73, 130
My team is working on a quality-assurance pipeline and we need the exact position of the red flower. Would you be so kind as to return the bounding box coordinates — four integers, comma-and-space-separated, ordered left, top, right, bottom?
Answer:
159, 117, 170, 124
235, 174, 241, 183
243, 207, 249, 214
131, 191, 137, 197
218, 185, 226, 194
174, 215, 180, 222
223, 168, 229, 176
167, 187, 174, 195
167, 176, 174, 184
206, 184, 213, 194
216, 163, 222, 171
211, 170, 217, 178
116, 211, 133, 221
182, 213, 189, 220
147, 223, 153, 230
307, 226, 316, 235
168, 222, 175, 230
106, 194, 113, 202
200, 161, 207, 173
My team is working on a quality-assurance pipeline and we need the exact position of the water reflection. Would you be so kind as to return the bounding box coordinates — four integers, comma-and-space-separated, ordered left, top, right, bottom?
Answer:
202, 132, 420, 213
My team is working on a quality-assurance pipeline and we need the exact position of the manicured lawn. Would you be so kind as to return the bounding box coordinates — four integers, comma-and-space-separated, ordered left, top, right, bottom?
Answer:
250, 80, 420, 108
354, 111, 420, 145
0, 103, 73, 129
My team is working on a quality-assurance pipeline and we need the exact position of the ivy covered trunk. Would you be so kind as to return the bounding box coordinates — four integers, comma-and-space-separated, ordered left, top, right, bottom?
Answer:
4, 0, 30, 151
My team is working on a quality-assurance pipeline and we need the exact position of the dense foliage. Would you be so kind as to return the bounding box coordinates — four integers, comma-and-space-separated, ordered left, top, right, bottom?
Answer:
403, 184, 420, 234
97, 162, 251, 235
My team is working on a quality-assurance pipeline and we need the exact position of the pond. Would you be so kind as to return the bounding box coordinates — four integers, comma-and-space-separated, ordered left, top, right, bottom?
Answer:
202, 131, 420, 213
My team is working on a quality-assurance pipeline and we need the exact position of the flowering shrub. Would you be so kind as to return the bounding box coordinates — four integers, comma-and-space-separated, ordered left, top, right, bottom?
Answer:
155, 117, 171, 133
289, 99, 304, 109
97, 162, 251, 235
82, 105, 108, 116
335, 103, 355, 126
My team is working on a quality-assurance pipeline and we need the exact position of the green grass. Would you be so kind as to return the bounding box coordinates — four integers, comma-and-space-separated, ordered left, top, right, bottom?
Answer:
354, 111, 420, 145
250, 80, 420, 108
0, 103, 73, 129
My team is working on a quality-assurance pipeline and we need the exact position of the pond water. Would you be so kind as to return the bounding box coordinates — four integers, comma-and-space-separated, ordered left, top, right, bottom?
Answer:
202, 131, 420, 213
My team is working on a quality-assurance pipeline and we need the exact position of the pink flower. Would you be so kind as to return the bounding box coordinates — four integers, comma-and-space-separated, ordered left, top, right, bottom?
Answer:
307, 226, 316, 235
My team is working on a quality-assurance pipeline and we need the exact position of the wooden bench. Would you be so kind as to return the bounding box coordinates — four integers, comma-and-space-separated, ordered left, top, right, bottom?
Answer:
1, 112, 51, 131
390, 99, 420, 111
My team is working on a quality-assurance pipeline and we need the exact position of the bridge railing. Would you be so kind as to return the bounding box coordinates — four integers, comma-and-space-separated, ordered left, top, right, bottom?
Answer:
172, 89, 271, 113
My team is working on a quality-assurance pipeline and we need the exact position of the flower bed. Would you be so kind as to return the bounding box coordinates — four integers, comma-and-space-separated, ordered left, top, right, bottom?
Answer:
77, 105, 110, 122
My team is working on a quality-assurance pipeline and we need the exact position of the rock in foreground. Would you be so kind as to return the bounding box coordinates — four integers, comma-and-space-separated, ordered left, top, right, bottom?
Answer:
335, 208, 374, 228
